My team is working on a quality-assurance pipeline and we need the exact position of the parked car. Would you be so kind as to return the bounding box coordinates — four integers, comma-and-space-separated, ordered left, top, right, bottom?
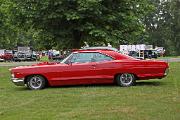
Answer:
51, 50, 64, 61
0, 49, 5, 62
52, 55, 65, 61
143, 50, 158, 59
13, 47, 40, 61
128, 51, 138, 58
13, 52, 29, 61
128, 50, 158, 59
10, 48, 169, 90
4, 50, 13, 61
0, 49, 13, 62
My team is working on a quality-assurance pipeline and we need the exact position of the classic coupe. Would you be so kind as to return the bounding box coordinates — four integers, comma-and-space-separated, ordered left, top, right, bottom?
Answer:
10, 47, 169, 90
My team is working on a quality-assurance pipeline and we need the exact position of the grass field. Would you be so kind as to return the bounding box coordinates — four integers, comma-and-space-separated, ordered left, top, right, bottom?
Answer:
40, 56, 49, 62
0, 62, 180, 120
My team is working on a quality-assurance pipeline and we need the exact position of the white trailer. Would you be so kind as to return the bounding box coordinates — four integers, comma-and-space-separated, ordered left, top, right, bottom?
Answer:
119, 44, 154, 59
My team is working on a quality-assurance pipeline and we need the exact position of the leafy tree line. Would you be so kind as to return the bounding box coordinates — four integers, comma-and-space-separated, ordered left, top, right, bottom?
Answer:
145, 0, 180, 55
0, 0, 179, 55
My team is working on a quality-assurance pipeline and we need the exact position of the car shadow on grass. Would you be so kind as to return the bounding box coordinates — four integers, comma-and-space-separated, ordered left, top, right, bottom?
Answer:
13, 87, 29, 91
49, 84, 116, 89
135, 81, 166, 86
13, 81, 166, 91
48, 81, 166, 89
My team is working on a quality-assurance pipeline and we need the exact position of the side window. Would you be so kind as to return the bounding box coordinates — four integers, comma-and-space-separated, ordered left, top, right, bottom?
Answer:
64, 52, 113, 64
71, 53, 94, 63
94, 53, 113, 62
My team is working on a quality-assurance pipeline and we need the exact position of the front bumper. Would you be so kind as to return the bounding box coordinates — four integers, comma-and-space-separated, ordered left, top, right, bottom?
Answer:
11, 78, 25, 86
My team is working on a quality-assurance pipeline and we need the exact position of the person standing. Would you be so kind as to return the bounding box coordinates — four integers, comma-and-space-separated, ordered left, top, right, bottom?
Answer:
107, 43, 112, 47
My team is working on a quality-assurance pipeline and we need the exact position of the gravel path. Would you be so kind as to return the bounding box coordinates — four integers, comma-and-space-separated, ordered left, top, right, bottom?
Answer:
158, 58, 180, 62
0, 62, 39, 67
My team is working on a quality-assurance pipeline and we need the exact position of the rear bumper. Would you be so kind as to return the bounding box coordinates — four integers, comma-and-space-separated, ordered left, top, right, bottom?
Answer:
11, 78, 25, 86
0, 58, 4, 61
164, 68, 169, 76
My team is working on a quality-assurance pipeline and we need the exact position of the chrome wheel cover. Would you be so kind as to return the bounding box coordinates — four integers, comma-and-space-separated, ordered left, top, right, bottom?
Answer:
119, 73, 133, 86
29, 76, 43, 89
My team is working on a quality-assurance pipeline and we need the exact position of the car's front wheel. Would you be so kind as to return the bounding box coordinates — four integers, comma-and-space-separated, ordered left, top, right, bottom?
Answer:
116, 73, 135, 87
26, 75, 46, 90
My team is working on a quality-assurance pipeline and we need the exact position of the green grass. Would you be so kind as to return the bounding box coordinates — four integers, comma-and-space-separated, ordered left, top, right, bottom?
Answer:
0, 63, 180, 120
40, 56, 49, 62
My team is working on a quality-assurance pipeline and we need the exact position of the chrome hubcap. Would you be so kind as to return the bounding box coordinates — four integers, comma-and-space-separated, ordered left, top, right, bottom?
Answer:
29, 76, 42, 89
120, 74, 133, 85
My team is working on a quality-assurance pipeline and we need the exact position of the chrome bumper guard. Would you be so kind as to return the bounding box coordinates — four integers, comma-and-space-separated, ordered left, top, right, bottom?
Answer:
11, 78, 25, 86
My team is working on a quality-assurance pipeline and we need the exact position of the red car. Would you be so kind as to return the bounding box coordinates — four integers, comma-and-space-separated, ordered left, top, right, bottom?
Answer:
10, 48, 169, 90
0, 50, 13, 61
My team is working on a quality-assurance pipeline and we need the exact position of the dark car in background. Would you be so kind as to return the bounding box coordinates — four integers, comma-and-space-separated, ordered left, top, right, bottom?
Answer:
128, 50, 158, 59
143, 50, 158, 59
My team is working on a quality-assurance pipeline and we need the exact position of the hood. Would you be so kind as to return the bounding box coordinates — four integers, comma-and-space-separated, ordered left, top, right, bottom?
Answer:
10, 61, 61, 71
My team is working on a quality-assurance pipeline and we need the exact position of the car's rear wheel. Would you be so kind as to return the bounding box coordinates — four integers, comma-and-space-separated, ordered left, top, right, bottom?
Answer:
116, 73, 135, 87
27, 75, 46, 90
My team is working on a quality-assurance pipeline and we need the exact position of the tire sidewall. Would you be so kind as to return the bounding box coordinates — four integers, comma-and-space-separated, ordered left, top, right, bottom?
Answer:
116, 73, 135, 87
27, 75, 46, 90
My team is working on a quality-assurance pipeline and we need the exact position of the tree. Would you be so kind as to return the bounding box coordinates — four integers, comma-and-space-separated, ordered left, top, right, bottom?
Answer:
10, 0, 153, 49
0, 0, 15, 49
170, 0, 180, 55
144, 0, 180, 55
0, 0, 43, 50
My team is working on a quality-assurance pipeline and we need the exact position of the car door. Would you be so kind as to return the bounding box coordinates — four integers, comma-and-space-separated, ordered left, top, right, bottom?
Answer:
59, 52, 98, 85
91, 53, 118, 84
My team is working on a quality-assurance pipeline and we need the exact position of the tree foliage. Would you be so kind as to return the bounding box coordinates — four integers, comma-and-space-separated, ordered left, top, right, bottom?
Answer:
144, 0, 180, 55
0, 0, 179, 55
170, 0, 180, 55
9, 0, 153, 49
0, 0, 15, 49
0, 0, 39, 49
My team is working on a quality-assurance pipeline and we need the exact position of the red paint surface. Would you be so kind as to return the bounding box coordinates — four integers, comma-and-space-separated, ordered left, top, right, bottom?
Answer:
0, 53, 13, 60
10, 50, 169, 86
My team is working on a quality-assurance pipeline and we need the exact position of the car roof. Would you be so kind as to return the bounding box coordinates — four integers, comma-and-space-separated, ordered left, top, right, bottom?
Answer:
81, 47, 119, 52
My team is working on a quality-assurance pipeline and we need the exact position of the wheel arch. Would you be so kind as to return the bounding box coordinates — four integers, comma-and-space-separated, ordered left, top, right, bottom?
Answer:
114, 73, 139, 83
24, 74, 49, 86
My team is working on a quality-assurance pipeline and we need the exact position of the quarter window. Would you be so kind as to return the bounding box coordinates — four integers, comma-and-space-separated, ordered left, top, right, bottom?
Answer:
93, 53, 113, 62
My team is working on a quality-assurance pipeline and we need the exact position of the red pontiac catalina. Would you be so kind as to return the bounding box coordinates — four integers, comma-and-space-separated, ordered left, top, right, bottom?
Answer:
10, 48, 169, 90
